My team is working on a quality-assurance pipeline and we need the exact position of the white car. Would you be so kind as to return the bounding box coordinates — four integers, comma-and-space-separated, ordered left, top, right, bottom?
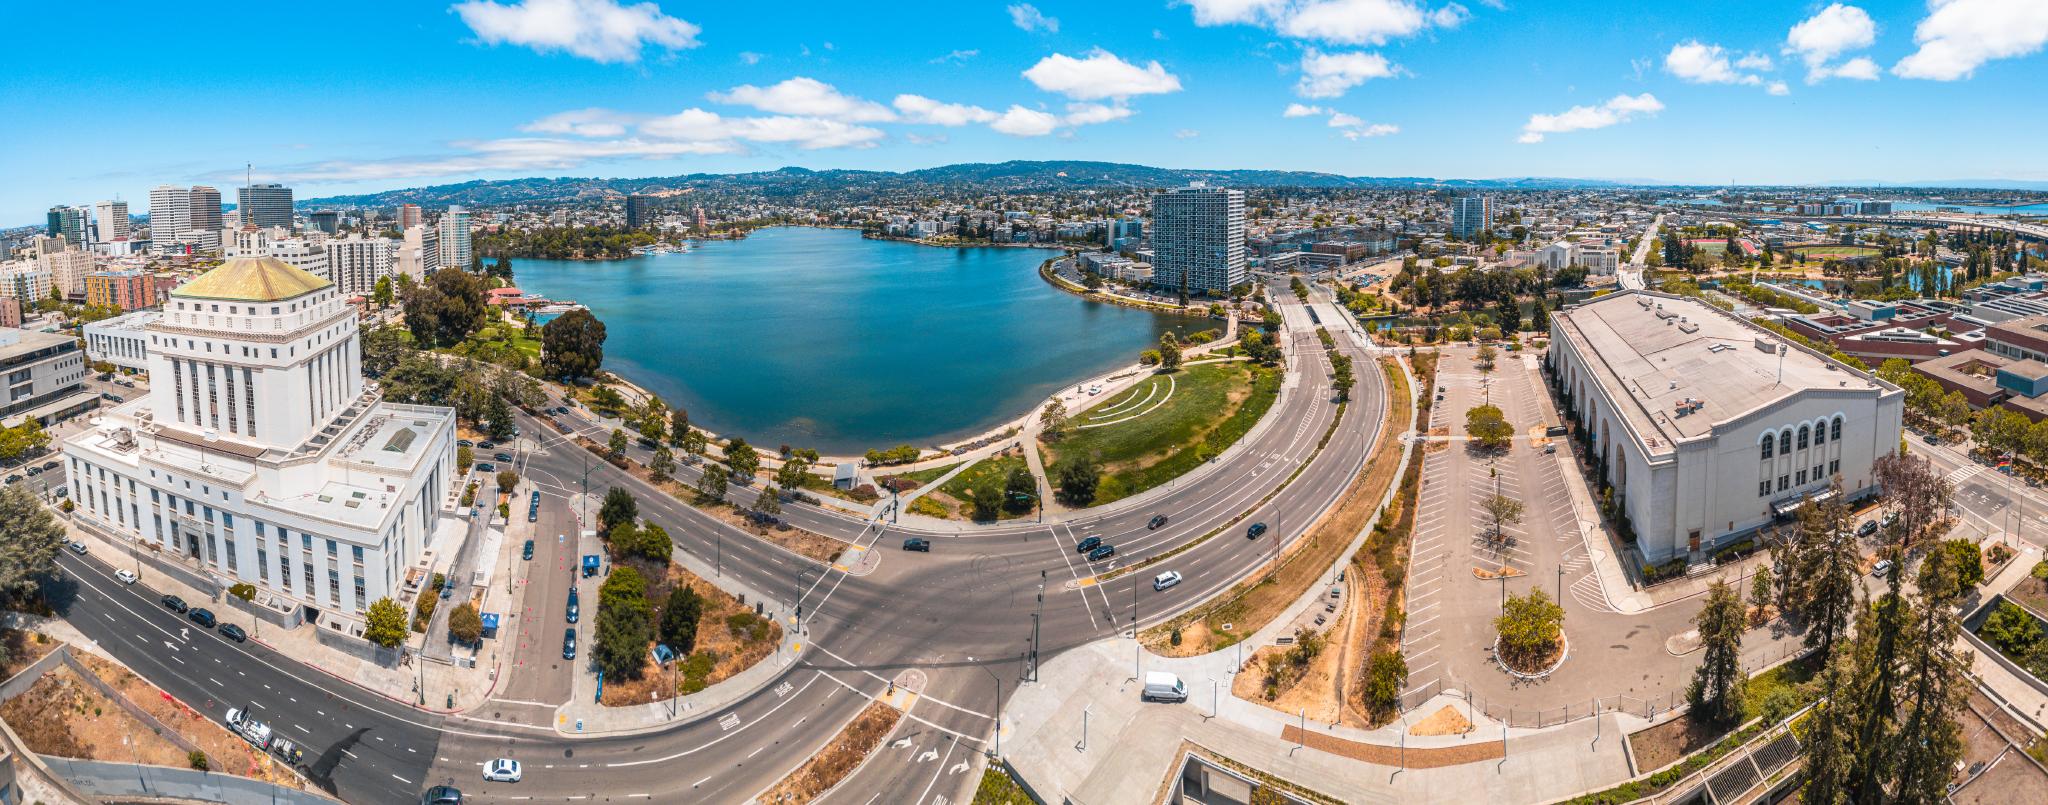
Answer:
1153, 570, 1183, 591
483, 758, 522, 783
115, 569, 138, 584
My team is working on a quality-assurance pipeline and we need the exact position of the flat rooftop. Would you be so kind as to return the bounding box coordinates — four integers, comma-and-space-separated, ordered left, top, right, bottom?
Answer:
0, 327, 73, 359
1554, 290, 1888, 451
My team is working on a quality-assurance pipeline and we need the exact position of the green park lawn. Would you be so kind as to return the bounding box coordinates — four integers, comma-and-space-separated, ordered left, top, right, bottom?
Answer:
1043, 361, 1280, 507
1787, 245, 1882, 260
879, 461, 963, 490
927, 454, 1033, 520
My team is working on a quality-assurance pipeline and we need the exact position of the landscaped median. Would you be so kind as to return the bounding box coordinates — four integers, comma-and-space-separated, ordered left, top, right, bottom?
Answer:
573, 434, 853, 564
913, 451, 1036, 521
757, 699, 902, 804
1044, 360, 1281, 507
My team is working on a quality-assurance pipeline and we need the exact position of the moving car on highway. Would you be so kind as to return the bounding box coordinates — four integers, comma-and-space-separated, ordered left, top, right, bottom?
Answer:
1075, 535, 1102, 554
1147, 515, 1169, 530
902, 537, 931, 552
483, 758, 522, 783
1153, 570, 1182, 591
1087, 544, 1116, 562
1246, 522, 1268, 539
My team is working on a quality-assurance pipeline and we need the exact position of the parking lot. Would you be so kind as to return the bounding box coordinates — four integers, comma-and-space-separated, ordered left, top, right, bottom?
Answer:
1401, 346, 1614, 694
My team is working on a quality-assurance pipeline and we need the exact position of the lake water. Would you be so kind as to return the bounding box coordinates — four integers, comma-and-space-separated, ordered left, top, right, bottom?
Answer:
511, 227, 1198, 454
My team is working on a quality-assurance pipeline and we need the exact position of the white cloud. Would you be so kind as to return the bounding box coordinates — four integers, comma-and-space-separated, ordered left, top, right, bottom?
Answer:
1183, 0, 1289, 25
738, 51, 763, 65
1008, 3, 1060, 33
1786, 3, 1880, 82
1735, 53, 1775, 71
1279, 0, 1428, 45
452, 0, 700, 64
991, 106, 1060, 137
1175, 129, 1200, 139
1061, 102, 1134, 126
892, 94, 999, 126
930, 49, 979, 64
1296, 49, 1397, 98
1282, 103, 1327, 117
639, 108, 885, 149
1766, 80, 1790, 95
1894, 0, 2048, 81
519, 108, 639, 137
1818, 56, 1881, 80
905, 133, 948, 146
1664, 41, 1744, 84
1517, 93, 1663, 143
1325, 111, 1398, 139
707, 77, 896, 122
1022, 49, 1183, 100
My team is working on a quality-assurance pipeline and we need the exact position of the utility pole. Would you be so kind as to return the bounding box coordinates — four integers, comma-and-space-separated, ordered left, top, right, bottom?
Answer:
1030, 570, 1044, 683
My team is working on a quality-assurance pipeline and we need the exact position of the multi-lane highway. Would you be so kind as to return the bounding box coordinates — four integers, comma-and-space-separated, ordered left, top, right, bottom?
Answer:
48, 283, 1389, 803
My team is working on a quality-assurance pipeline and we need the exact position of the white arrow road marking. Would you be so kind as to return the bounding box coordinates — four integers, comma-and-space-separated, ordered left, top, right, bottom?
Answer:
918, 749, 938, 763
891, 738, 913, 750
949, 762, 969, 775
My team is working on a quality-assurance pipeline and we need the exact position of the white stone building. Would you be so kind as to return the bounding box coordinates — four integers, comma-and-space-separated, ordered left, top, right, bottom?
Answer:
1547, 290, 1903, 564
82, 309, 160, 373
62, 257, 457, 627
323, 236, 396, 299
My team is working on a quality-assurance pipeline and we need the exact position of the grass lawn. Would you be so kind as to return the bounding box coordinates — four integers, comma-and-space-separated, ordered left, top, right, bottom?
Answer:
971, 768, 1035, 804
879, 461, 963, 491
448, 322, 543, 367
1788, 245, 1882, 260
929, 453, 1034, 520
1044, 361, 1280, 506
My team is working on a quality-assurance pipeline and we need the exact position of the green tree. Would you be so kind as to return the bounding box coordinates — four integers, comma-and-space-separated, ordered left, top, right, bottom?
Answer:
1800, 648, 1858, 805
659, 585, 704, 655
363, 597, 408, 648
539, 308, 607, 380
485, 392, 516, 441
593, 565, 653, 680
1891, 538, 1971, 802
1494, 590, 1565, 670
0, 485, 64, 595
371, 275, 394, 309
598, 488, 637, 533
750, 488, 781, 520
1464, 404, 1513, 450
1003, 466, 1036, 514
1686, 579, 1747, 728
1363, 650, 1407, 718
649, 446, 676, 482
667, 408, 690, 447
1039, 398, 1070, 441
697, 465, 729, 502
680, 428, 708, 464
227, 582, 256, 602
1479, 493, 1523, 543
448, 602, 483, 645
400, 267, 488, 348
1056, 455, 1100, 506
724, 437, 760, 481
1748, 564, 1773, 622
775, 457, 811, 495
608, 428, 628, 459
496, 469, 519, 492
1158, 332, 1183, 370
637, 410, 668, 444
456, 445, 474, 472
968, 475, 1005, 521
1939, 539, 1984, 588
1788, 481, 1859, 662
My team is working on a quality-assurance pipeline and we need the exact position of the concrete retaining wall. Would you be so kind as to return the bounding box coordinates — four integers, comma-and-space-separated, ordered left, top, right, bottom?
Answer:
311, 622, 400, 668
38, 756, 339, 804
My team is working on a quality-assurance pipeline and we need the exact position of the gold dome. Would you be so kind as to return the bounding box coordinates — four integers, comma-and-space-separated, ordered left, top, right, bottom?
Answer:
173, 256, 333, 303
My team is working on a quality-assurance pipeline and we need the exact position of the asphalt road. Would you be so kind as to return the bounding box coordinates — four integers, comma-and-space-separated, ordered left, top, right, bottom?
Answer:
43, 284, 1389, 804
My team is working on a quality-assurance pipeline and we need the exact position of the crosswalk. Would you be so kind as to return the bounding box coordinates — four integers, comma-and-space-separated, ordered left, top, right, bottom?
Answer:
1944, 464, 1984, 487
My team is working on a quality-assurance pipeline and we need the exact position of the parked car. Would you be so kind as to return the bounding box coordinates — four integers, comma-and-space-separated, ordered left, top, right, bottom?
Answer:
67, 540, 87, 555
161, 594, 188, 613
457, 440, 474, 448
421, 785, 464, 804
494, 453, 514, 463
3, 474, 17, 484
562, 628, 577, 659
566, 588, 579, 623
901, 538, 931, 552
1871, 559, 1894, 578
218, 623, 248, 642
1075, 535, 1102, 554
1147, 515, 1169, 530
522, 540, 535, 560
1153, 570, 1183, 591
482, 758, 522, 783
478, 441, 496, 450
1856, 520, 1879, 537
475, 463, 495, 473
1141, 671, 1188, 703
188, 608, 217, 628
1246, 522, 1269, 539
116, 569, 138, 584
25, 466, 40, 476
1087, 544, 1117, 562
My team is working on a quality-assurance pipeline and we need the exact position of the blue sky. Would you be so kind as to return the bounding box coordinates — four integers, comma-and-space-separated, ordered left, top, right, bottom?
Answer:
5, 0, 2048, 224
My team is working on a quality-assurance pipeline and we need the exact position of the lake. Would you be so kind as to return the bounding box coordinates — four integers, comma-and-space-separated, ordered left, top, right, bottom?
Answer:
511, 227, 1200, 454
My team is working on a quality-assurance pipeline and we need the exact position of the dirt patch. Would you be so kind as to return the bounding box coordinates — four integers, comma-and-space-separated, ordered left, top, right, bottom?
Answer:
599, 565, 783, 707
1281, 723, 1502, 768
0, 627, 59, 679
1629, 714, 1725, 774
757, 700, 901, 804
73, 651, 306, 788
1499, 638, 1563, 676
1409, 705, 1473, 736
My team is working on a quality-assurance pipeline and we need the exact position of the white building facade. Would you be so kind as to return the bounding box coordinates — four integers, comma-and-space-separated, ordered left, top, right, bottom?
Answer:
82, 309, 160, 372
62, 257, 457, 627
323, 236, 396, 298
1149, 185, 1245, 296
1547, 290, 1903, 564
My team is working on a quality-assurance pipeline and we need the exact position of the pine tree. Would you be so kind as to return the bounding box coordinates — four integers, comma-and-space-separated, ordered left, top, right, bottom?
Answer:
1800, 647, 1858, 805
1888, 525, 1970, 801
1686, 578, 1747, 727
1791, 482, 1859, 661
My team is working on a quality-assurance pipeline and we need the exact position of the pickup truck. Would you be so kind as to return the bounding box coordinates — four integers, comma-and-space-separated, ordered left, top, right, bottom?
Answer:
225, 707, 273, 747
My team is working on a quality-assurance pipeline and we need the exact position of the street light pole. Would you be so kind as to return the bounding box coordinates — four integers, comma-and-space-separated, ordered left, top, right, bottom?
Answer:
973, 658, 1003, 759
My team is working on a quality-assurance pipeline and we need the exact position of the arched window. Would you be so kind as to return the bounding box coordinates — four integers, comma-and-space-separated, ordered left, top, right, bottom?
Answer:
1814, 420, 1828, 446
1832, 416, 1844, 442
1779, 430, 1793, 455
1761, 434, 1774, 460
1797, 425, 1810, 450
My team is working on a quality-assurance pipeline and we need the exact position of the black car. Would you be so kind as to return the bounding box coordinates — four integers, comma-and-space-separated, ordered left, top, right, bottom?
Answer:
566, 588, 579, 623
902, 538, 931, 552
475, 463, 495, 473
1147, 515, 1169, 530
1246, 522, 1269, 539
161, 594, 188, 613
562, 628, 577, 660
478, 441, 496, 450
421, 785, 464, 804
522, 540, 535, 560
1075, 535, 1102, 554
457, 440, 474, 448
1856, 520, 1879, 537
187, 608, 217, 628
1087, 544, 1117, 562
218, 623, 247, 642
494, 452, 514, 463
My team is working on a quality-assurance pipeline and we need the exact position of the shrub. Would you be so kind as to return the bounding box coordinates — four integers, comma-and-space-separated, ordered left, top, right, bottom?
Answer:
188, 750, 209, 770
847, 484, 880, 503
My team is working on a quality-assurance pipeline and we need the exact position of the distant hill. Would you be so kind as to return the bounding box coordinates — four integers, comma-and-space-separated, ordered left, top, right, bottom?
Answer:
298, 160, 1638, 209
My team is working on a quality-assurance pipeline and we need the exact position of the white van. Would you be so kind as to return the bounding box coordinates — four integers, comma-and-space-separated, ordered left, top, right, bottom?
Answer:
1141, 671, 1187, 703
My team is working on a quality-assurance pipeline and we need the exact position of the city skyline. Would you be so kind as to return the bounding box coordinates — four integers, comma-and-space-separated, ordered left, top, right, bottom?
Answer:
6, 0, 2048, 223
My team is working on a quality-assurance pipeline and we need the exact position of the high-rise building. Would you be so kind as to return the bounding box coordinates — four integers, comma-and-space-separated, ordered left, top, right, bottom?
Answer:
186, 186, 224, 235
399, 225, 439, 280
238, 183, 294, 230
49, 206, 92, 246
396, 204, 422, 229
42, 249, 95, 298
438, 207, 472, 270
94, 200, 130, 242
626, 194, 659, 230
265, 238, 330, 282
324, 236, 396, 298
46, 208, 63, 238
84, 270, 159, 311
149, 185, 191, 246
310, 211, 341, 235
0, 329, 92, 427
1149, 184, 1246, 296
0, 263, 52, 302
62, 257, 457, 622
1451, 195, 1493, 239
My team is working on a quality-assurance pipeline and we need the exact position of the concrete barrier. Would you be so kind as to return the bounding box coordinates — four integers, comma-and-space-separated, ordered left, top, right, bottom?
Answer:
38, 756, 339, 804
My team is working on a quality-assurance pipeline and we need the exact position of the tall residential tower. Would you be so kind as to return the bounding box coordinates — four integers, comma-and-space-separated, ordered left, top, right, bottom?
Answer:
1149, 184, 1245, 297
